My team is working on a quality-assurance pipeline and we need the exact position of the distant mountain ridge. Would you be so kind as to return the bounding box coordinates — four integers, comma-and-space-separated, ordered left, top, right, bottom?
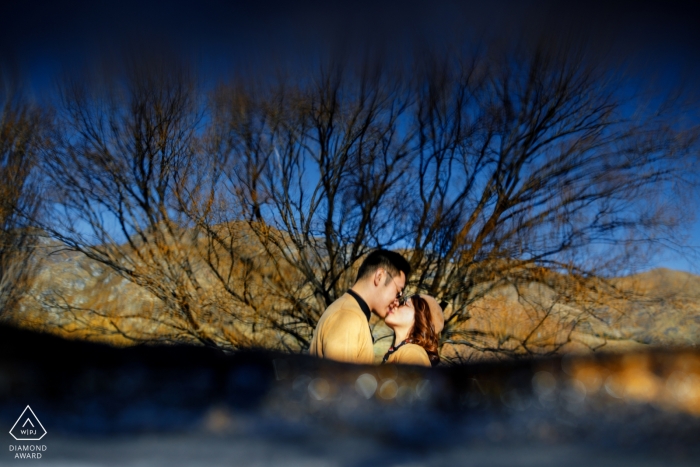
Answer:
614, 268, 700, 300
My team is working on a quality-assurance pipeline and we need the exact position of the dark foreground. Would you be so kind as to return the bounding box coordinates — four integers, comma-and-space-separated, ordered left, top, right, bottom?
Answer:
1, 325, 699, 466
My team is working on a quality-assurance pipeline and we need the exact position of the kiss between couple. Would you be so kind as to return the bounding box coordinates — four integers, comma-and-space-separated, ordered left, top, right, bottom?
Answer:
310, 249, 443, 367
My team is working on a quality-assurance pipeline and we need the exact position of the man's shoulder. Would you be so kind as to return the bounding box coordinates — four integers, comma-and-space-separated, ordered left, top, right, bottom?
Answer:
323, 293, 364, 318
316, 293, 370, 335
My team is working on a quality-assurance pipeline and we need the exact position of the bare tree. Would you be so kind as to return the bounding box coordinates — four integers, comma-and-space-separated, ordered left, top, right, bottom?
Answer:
0, 72, 43, 318
199, 41, 698, 357
39, 56, 256, 348
190, 58, 416, 350
32, 39, 698, 359
406, 41, 698, 360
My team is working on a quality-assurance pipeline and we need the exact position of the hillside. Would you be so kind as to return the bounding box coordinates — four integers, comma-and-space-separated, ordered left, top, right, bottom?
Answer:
5, 238, 700, 360
611, 268, 700, 346
614, 268, 700, 300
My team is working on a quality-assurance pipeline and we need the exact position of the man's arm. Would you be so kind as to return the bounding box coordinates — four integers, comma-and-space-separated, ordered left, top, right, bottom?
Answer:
320, 311, 366, 364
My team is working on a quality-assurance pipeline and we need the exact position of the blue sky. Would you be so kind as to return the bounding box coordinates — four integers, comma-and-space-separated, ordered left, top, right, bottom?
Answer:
4, 0, 699, 275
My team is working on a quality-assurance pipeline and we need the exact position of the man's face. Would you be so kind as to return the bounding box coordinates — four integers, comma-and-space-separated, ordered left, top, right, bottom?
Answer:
375, 269, 405, 319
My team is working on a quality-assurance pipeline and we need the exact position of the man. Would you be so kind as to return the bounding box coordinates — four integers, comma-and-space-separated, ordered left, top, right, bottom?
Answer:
309, 249, 411, 364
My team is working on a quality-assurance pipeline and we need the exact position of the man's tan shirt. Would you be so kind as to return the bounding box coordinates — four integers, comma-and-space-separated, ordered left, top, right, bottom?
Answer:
309, 293, 374, 365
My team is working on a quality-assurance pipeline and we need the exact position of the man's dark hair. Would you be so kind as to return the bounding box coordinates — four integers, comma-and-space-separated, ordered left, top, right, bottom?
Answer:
355, 249, 411, 283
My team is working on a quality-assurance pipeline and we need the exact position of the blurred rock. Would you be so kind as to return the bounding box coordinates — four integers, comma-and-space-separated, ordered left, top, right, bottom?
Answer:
1, 324, 699, 465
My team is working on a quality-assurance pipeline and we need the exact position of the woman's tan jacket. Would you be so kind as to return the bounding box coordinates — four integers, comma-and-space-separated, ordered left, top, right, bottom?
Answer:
385, 343, 431, 367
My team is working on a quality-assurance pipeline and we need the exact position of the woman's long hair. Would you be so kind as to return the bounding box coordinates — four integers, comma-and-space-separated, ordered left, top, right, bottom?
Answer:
408, 295, 440, 365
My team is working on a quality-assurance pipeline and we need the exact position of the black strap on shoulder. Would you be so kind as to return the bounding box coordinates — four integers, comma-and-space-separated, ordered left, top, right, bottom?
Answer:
382, 339, 414, 364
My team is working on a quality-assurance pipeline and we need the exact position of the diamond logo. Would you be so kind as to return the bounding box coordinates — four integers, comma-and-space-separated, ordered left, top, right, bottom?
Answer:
9, 406, 47, 441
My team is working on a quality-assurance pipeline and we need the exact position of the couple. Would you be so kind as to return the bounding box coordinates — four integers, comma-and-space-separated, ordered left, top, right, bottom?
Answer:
310, 250, 443, 367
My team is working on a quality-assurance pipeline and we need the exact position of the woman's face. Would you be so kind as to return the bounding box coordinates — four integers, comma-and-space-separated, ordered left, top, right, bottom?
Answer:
384, 296, 415, 330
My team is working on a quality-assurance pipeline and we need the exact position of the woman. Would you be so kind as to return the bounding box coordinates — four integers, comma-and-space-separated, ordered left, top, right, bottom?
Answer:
383, 294, 444, 367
